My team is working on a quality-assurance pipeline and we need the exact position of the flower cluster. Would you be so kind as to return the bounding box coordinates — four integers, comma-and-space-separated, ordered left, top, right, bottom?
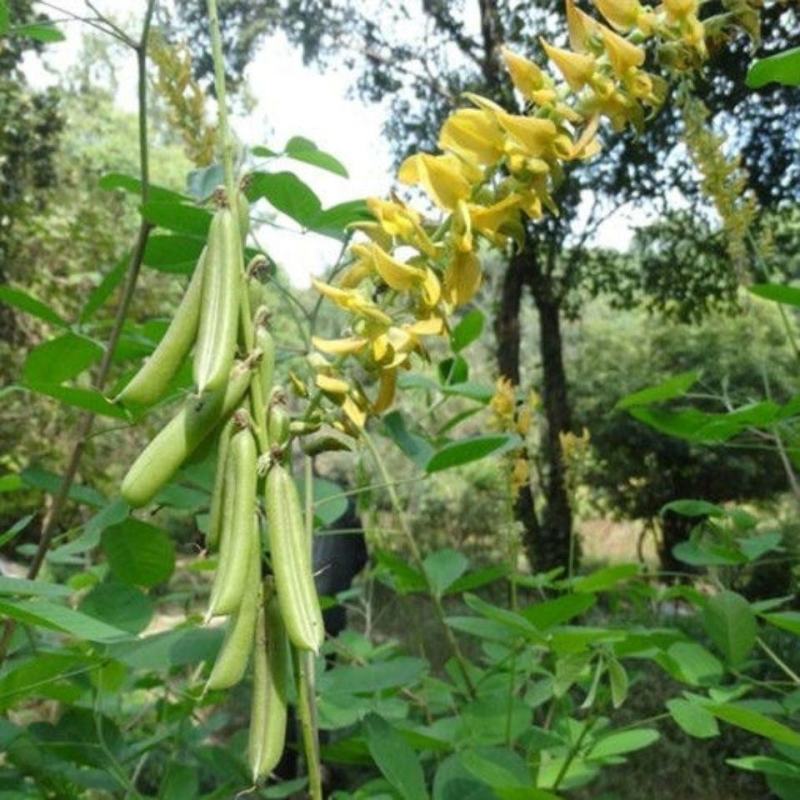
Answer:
310, 0, 712, 431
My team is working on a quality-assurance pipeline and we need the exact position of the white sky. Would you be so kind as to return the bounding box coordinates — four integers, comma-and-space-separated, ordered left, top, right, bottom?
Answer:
24, 0, 640, 285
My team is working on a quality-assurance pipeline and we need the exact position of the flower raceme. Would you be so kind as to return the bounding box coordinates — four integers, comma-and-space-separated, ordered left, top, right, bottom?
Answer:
309, 0, 731, 429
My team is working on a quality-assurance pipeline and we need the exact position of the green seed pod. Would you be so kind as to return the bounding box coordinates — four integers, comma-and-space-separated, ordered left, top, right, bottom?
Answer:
267, 401, 290, 448
236, 191, 250, 245
121, 361, 252, 508
208, 426, 258, 617
194, 207, 242, 394
248, 587, 289, 782
206, 417, 235, 551
265, 463, 324, 652
255, 323, 275, 400
206, 532, 260, 691
116, 249, 206, 409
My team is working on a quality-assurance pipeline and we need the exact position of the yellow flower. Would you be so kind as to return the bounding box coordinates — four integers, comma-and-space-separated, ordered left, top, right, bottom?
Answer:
469, 194, 522, 242
353, 242, 425, 292
540, 39, 597, 91
663, 0, 698, 21
592, 0, 645, 31
444, 250, 482, 307
439, 108, 505, 166
311, 278, 393, 326
366, 197, 421, 239
316, 373, 350, 396
511, 457, 530, 496
566, 0, 600, 52
397, 152, 474, 211
451, 199, 473, 252
341, 395, 367, 429
372, 367, 397, 413
496, 112, 569, 162
500, 47, 547, 98
490, 377, 516, 422
599, 25, 646, 77
312, 335, 368, 355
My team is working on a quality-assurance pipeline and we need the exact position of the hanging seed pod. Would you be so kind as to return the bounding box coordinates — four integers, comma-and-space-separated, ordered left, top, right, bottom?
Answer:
206, 531, 260, 691
115, 249, 206, 409
208, 422, 258, 617
194, 205, 242, 394
236, 190, 250, 245
255, 314, 275, 400
248, 585, 289, 782
264, 462, 324, 652
121, 361, 253, 508
267, 391, 290, 448
206, 417, 235, 551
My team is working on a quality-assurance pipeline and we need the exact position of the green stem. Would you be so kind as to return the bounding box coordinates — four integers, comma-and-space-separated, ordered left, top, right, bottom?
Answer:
361, 430, 477, 698
552, 716, 595, 791
757, 636, 800, 685
205, 0, 236, 202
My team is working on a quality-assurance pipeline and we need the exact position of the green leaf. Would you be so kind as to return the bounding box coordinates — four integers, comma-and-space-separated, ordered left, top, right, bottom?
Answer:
0, 514, 33, 549
0, 652, 84, 710
710, 704, 800, 748
363, 713, 428, 800
248, 171, 322, 227
661, 642, 723, 686
463, 593, 542, 640
78, 579, 153, 635
702, 590, 756, 666
0, 597, 129, 642
0, 1, 8, 34
728, 756, 800, 778
666, 698, 720, 739
99, 172, 186, 203
0, 285, 67, 327
616, 371, 698, 409
0, 576, 71, 598
101, 518, 175, 588
296, 477, 348, 527
186, 163, 224, 200
522, 593, 596, 629
607, 655, 628, 708
426, 434, 521, 473
141, 201, 211, 237
284, 135, 348, 177
13, 22, 64, 42
438, 356, 469, 386
319, 657, 427, 695
661, 499, 725, 518
24, 383, 128, 420
440, 382, 494, 403
383, 410, 434, 469
424, 549, 469, 596
309, 199, 372, 239
747, 48, 800, 89
0, 474, 23, 493
375, 549, 427, 593
80, 256, 127, 322
750, 283, 800, 307
460, 747, 530, 790
762, 611, 800, 637
143, 234, 204, 273
159, 763, 199, 800
451, 309, 485, 353
572, 564, 639, 593
433, 754, 495, 800
23, 333, 103, 385
673, 538, 746, 567
107, 626, 222, 670
586, 728, 660, 759
21, 465, 105, 507
446, 564, 507, 595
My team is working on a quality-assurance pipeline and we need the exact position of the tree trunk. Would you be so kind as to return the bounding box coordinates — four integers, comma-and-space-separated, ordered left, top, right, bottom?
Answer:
494, 251, 542, 569
530, 278, 575, 573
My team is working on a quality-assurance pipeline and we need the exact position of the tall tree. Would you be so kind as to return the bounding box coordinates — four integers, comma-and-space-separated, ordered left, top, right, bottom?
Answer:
173, 0, 799, 571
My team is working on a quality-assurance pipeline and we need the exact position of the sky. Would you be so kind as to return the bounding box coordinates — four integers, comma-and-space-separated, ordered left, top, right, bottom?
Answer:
23, 0, 645, 285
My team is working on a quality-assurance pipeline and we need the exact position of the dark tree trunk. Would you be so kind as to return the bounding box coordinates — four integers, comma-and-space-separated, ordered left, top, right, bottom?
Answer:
529, 266, 575, 573
494, 252, 542, 569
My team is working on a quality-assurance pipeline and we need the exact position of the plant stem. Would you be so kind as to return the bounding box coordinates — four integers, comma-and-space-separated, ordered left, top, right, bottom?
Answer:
293, 456, 324, 800
757, 635, 800, 685
205, 0, 236, 202
552, 715, 595, 791
361, 430, 477, 698
0, 0, 156, 666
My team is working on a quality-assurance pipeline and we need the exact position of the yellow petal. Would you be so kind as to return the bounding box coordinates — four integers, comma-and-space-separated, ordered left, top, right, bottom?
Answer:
421, 268, 441, 307
366, 196, 420, 239
372, 333, 390, 363
311, 278, 358, 310
342, 395, 367, 429
452, 199, 473, 253
439, 108, 505, 166
540, 39, 596, 91
316, 374, 350, 395
599, 26, 645, 77
500, 47, 546, 98
444, 251, 482, 307
312, 335, 368, 355
397, 153, 472, 211
496, 112, 559, 160
407, 316, 445, 336
566, 0, 599, 52
469, 194, 522, 237
348, 221, 393, 250
592, 0, 642, 31
370, 244, 425, 291
663, 0, 698, 20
